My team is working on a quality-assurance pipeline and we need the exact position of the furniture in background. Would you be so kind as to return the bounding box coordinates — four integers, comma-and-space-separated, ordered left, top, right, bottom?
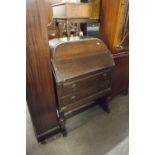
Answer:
49, 37, 115, 135
80, 22, 100, 38
80, 0, 100, 37
50, 1, 100, 37
100, 0, 129, 96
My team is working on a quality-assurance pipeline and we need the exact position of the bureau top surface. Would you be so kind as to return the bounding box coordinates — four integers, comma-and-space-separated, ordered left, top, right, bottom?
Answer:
49, 36, 110, 60
49, 37, 115, 83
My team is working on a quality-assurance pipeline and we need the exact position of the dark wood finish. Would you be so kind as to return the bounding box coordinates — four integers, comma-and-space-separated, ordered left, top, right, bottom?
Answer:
49, 37, 115, 134
26, 0, 60, 141
61, 71, 110, 96
62, 88, 111, 112
61, 86, 108, 107
99, 0, 129, 96
50, 37, 107, 60
96, 96, 111, 113
49, 37, 114, 83
65, 101, 98, 119
111, 51, 129, 96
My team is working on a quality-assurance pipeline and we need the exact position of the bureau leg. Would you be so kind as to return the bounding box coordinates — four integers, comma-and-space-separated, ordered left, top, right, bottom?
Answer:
59, 111, 67, 137
97, 96, 111, 113
103, 96, 111, 113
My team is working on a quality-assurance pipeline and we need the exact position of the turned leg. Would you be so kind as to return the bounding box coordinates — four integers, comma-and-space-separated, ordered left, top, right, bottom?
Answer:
40, 140, 47, 144
59, 111, 67, 137
102, 96, 111, 113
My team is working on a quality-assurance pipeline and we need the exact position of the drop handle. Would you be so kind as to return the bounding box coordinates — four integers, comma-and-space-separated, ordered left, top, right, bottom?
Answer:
70, 95, 76, 101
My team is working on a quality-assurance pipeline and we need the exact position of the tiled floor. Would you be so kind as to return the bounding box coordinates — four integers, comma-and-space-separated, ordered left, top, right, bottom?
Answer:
26, 95, 129, 155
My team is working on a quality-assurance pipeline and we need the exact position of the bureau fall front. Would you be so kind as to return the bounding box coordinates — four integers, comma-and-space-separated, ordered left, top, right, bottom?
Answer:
49, 37, 115, 135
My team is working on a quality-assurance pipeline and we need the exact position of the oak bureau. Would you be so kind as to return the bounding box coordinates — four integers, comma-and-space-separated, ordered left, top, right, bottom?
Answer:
49, 36, 115, 135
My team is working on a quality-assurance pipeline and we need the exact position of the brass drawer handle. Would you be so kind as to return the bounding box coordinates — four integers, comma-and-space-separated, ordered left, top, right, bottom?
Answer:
70, 95, 76, 101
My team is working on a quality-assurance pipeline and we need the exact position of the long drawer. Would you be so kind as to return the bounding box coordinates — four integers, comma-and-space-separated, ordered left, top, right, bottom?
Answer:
60, 83, 110, 107
59, 72, 110, 97
62, 88, 111, 112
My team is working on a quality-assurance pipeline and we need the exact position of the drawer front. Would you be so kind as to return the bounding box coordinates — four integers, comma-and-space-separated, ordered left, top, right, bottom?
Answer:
60, 83, 110, 107
61, 72, 110, 96
62, 88, 111, 112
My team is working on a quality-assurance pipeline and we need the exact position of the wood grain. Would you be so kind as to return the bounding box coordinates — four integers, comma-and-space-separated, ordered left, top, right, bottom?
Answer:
50, 37, 114, 133
49, 38, 108, 60
49, 37, 115, 83
111, 51, 129, 96
99, 0, 129, 96
61, 71, 109, 96
26, 0, 59, 138
99, 0, 128, 53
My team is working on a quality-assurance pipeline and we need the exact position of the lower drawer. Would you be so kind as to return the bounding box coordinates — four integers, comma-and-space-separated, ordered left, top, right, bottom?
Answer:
60, 85, 110, 107
61, 88, 111, 112
60, 71, 110, 96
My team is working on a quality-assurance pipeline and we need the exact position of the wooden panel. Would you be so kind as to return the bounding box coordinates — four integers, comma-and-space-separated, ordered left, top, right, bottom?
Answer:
62, 88, 111, 112
89, 0, 100, 19
99, 0, 128, 53
49, 37, 115, 83
53, 52, 114, 83
45, 0, 53, 24
99, 0, 129, 96
62, 72, 109, 96
52, 3, 92, 19
113, 0, 128, 49
55, 41, 108, 60
26, 0, 58, 137
111, 51, 129, 96
61, 86, 101, 106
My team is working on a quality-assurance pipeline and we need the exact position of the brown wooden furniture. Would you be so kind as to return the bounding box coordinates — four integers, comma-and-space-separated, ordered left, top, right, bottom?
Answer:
51, 2, 100, 37
26, 0, 128, 142
100, 0, 129, 96
100, 0, 129, 52
111, 52, 129, 96
45, 0, 59, 40
88, 0, 100, 19
54, 18, 99, 37
26, 0, 61, 142
52, 2, 92, 19
49, 37, 115, 135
